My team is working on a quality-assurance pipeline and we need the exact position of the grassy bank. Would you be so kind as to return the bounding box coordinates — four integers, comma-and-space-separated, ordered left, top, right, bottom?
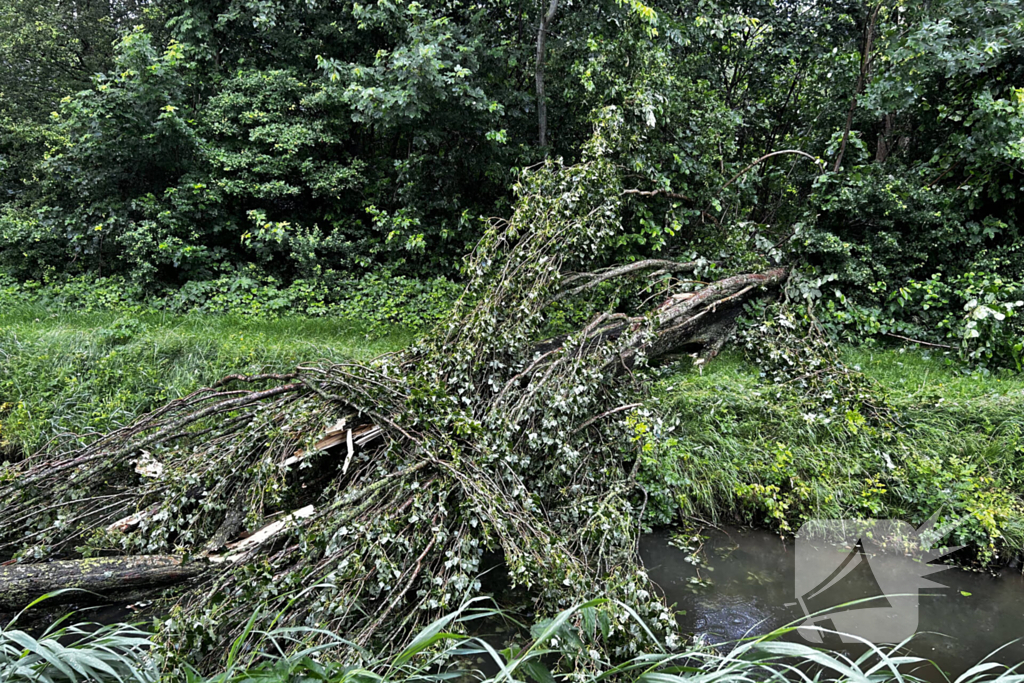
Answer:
656, 348, 1024, 563
0, 306, 414, 458
3, 308, 1023, 563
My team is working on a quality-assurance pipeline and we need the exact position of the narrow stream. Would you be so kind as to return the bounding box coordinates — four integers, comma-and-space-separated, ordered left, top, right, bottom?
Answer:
640, 527, 1024, 679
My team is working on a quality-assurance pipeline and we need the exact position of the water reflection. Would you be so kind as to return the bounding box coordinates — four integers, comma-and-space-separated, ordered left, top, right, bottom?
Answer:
640, 527, 1024, 677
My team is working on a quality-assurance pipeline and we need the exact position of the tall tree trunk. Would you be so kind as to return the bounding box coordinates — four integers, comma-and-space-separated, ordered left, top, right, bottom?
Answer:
833, 5, 879, 172
535, 0, 559, 147
875, 112, 893, 162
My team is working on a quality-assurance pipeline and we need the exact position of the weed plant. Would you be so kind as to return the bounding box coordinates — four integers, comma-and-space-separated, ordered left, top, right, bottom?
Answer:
0, 594, 156, 683
185, 600, 1024, 683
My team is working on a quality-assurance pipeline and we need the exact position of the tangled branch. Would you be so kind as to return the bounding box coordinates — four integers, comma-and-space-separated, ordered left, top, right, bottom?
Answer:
0, 154, 786, 672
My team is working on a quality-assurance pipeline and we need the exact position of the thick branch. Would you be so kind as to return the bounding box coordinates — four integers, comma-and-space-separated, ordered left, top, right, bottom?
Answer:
656, 268, 786, 328
641, 268, 787, 360
0, 556, 205, 610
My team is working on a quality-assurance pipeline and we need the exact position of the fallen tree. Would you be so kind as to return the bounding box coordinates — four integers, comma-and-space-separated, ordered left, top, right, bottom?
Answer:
0, 150, 786, 667
0, 556, 203, 611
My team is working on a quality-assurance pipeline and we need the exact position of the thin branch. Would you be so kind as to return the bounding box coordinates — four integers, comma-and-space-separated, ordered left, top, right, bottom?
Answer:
884, 333, 953, 349
553, 259, 698, 302
572, 403, 643, 434
214, 372, 298, 387
721, 150, 825, 192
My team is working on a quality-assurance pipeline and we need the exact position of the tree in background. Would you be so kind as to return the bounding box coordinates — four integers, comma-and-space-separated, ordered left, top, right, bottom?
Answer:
0, 0, 1021, 366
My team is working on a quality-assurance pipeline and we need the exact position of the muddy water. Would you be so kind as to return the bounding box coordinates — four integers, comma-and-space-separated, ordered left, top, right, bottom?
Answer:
640, 527, 1024, 678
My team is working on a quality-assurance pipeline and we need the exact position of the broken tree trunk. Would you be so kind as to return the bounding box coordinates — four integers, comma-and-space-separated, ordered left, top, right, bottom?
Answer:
0, 556, 205, 610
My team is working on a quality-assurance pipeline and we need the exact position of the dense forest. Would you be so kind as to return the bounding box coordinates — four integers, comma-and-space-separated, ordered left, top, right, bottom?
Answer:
1, 0, 1024, 681
2, 0, 1022, 364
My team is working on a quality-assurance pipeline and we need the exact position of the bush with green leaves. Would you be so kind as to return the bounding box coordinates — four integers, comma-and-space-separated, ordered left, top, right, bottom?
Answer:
4, 0, 1024, 369
813, 268, 1024, 371
164, 269, 462, 331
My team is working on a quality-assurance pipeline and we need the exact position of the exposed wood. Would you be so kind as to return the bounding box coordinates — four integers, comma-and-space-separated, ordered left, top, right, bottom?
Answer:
0, 257, 789, 649
107, 503, 159, 533
279, 419, 382, 469
538, 268, 787, 372
208, 505, 315, 565
133, 450, 163, 478
647, 268, 786, 359
343, 428, 355, 474
0, 555, 204, 610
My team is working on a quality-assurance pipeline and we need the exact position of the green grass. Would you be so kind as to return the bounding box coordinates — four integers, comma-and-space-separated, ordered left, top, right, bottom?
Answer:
0, 306, 415, 458
654, 348, 1024, 563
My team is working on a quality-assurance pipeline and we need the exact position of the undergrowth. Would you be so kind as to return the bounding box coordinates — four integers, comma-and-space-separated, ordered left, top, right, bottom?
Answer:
8, 599, 1024, 683
652, 347, 1024, 565
1, 594, 156, 683
185, 599, 1024, 683
0, 271, 462, 335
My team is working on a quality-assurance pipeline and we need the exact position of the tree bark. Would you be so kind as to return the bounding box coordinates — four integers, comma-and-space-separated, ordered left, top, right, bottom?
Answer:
0, 555, 205, 610
875, 112, 893, 163
833, 5, 879, 172
535, 0, 559, 147
534, 268, 787, 367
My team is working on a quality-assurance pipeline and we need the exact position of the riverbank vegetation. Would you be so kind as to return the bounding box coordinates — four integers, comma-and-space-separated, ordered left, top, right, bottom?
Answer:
657, 347, 1024, 564
6, 599, 1024, 683
5, 294, 1023, 567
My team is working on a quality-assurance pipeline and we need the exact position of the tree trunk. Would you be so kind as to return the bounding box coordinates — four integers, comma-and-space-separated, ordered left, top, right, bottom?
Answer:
0, 556, 204, 610
833, 4, 879, 172
875, 112, 893, 163
535, 0, 559, 147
